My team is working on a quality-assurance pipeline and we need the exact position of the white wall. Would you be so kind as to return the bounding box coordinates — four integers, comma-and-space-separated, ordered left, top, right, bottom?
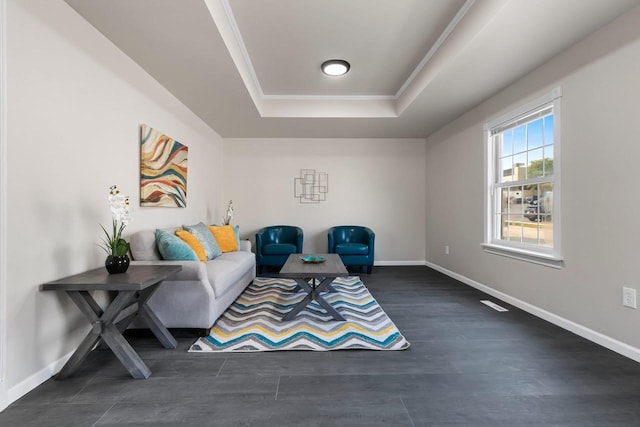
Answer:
425, 6, 640, 351
224, 138, 426, 263
3, 0, 225, 404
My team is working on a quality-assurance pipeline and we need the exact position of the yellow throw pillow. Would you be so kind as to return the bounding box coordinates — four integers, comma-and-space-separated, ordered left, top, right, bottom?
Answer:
175, 229, 207, 261
208, 225, 239, 253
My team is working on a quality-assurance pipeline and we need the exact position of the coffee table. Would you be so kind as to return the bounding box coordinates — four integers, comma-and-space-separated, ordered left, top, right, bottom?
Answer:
41, 265, 181, 379
279, 254, 348, 321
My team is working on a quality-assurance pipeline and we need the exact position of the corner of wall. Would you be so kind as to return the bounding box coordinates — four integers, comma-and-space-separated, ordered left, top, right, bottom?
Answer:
425, 261, 640, 364
0, 0, 7, 412
6, 351, 73, 408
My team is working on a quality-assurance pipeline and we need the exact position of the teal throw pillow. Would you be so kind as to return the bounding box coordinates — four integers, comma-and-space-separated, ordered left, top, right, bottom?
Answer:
155, 229, 198, 261
183, 222, 222, 260
234, 225, 241, 249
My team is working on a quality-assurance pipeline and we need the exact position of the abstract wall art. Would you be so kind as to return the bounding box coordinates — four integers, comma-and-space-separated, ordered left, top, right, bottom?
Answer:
140, 124, 188, 207
294, 169, 328, 204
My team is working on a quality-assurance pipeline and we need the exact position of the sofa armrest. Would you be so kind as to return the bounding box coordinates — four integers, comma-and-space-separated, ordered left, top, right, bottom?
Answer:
364, 227, 376, 247
239, 239, 251, 252
255, 230, 265, 256
130, 260, 207, 282
295, 227, 304, 252
327, 228, 336, 253
366, 229, 375, 257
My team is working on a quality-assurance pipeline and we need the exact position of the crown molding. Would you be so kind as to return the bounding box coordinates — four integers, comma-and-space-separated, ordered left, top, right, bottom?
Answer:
206, 0, 484, 118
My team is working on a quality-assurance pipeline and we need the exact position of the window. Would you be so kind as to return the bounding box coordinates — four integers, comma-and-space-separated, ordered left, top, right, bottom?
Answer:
484, 88, 562, 268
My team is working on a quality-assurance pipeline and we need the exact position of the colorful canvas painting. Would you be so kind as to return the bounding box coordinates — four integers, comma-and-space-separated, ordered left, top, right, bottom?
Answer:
140, 124, 188, 207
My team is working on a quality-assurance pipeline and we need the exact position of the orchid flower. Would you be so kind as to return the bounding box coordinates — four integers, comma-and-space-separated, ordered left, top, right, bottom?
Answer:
223, 200, 234, 225
99, 185, 132, 257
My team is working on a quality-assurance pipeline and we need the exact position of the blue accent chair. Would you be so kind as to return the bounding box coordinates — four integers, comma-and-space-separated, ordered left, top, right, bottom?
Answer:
255, 225, 303, 274
327, 226, 375, 274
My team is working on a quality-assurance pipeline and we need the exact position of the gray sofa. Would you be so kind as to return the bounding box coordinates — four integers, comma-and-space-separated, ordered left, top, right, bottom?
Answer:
129, 228, 256, 329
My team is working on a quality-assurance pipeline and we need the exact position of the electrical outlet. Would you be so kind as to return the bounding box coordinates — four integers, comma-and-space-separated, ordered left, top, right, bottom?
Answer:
623, 287, 637, 309
445, 245, 449, 255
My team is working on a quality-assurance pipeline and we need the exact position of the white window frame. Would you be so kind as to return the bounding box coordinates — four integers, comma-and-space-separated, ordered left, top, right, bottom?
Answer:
483, 87, 563, 268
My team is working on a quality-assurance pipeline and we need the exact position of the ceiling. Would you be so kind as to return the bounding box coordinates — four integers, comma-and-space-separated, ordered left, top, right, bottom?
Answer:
64, 0, 640, 139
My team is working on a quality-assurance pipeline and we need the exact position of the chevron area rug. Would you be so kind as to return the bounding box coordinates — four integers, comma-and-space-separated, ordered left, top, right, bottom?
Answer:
189, 276, 410, 352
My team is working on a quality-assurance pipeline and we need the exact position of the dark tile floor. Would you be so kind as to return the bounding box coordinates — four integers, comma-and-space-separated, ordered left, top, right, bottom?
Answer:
2, 266, 640, 426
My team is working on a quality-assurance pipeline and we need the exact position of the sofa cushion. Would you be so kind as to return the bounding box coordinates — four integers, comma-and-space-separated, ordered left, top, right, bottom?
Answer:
175, 230, 207, 261
206, 250, 256, 297
335, 243, 369, 255
262, 243, 297, 255
234, 225, 241, 249
208, 225, 238, 253
183, 222, 222, 260
131, 229, 162, 261
155, 229, 199, 261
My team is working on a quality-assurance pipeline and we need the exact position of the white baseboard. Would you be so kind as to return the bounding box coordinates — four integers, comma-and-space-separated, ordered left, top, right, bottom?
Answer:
425, 261, 640, 363
5, 350, 72, 408
0, 384, 7, 412
374, 261, 426, 266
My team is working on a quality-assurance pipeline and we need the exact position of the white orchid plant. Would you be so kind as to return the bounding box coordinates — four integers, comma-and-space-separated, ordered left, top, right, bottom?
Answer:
98, 185, 132, 257
223, 199, 234, 225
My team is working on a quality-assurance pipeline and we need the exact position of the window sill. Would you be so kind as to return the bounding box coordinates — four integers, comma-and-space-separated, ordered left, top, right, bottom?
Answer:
482, 243, 563, 269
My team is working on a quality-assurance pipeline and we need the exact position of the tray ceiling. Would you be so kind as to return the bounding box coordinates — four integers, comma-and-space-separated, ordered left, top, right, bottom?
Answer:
64, 0, 640, 137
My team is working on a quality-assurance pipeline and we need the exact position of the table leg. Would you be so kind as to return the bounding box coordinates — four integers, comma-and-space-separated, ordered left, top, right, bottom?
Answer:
100, 322, 152, 379
97, 291, 153, 379
313, 296, 345, 321
282, 293, 314, 321
59, 290, 153, 380
293, 278, 312, 293
56, 291, 107, 379
316, 278, 338, 293
292, 277, 336, 293
114, 284, 177, 349
314, 277, 345, 321
315, 277, 337, 293
137, 285, 177, 349
55, 323, 103, 380
282, 277, 345, 321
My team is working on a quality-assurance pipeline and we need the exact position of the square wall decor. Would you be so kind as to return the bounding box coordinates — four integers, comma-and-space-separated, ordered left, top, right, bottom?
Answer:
294, 169, 328, 203
140, 124, 188, 207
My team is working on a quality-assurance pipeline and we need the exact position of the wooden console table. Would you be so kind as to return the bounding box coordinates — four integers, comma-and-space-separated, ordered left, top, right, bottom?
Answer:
41, 265, 181, 379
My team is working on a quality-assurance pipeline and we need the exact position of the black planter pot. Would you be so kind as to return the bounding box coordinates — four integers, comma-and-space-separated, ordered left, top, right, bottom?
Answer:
105, 254, 130, 274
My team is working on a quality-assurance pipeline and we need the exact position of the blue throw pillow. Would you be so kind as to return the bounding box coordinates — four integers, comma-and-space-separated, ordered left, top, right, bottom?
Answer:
155, 229, 198, 261
234, 225, 241, 249
183, 222, 222, 260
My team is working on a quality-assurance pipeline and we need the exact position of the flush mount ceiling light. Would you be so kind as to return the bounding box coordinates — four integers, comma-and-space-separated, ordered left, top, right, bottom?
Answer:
321, 59, 350, 76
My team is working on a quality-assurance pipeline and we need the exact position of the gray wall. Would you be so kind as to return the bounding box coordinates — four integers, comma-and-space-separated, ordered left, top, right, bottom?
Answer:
424, 6, 640, 351
224, 138, 427, 263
